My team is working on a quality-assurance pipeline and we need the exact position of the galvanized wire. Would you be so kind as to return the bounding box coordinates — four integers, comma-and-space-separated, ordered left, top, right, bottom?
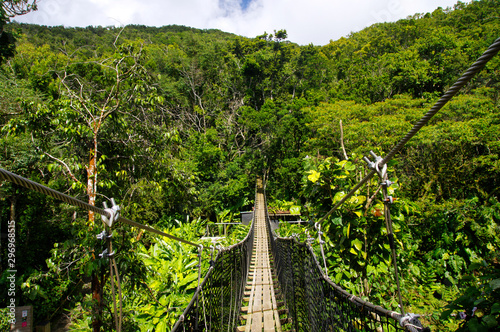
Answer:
381, 36, 500, 165
264, 191, 425, 332
0, 167, 199, 247
170, 187, 257, 332
317, 36, 500, 224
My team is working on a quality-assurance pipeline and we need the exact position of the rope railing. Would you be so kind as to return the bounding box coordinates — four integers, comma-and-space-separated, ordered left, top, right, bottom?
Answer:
0, 167, 199, 247
170, 184, 257, 331
263, 186, 427, 332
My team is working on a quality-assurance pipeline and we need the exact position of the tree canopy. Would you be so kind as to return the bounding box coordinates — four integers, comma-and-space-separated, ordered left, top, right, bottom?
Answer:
1, 1, 500, 330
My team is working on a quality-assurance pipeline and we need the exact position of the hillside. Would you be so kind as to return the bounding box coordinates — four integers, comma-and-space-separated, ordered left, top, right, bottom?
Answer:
1, 0, 499, 330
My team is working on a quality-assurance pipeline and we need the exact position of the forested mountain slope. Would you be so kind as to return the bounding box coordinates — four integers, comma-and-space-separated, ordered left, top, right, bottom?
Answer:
1, 0, 499, 330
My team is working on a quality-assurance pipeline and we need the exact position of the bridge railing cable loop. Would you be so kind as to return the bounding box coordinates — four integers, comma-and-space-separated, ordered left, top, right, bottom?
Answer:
316, 36, 500, 225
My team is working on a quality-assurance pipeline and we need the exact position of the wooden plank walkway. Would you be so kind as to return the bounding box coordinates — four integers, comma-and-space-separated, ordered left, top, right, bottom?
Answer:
239, 185, 282, 332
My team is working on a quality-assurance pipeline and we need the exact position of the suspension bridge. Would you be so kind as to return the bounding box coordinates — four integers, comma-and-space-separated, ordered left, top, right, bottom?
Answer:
1, 37, 499, 331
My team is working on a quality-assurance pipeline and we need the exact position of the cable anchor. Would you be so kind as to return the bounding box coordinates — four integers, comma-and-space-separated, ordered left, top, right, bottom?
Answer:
101, 198, 120, 228
384, 196, 394, 204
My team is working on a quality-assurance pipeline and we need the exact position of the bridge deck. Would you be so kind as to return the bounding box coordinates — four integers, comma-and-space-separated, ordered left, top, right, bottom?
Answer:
239, 187, 282, 332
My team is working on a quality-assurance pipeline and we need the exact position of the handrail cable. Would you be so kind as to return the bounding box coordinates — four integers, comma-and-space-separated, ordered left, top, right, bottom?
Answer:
316, 36, 500, 225
0, 167, 200, 248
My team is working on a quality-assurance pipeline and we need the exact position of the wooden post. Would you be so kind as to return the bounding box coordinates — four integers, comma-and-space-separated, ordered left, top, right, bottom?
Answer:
11, 306, 33, 332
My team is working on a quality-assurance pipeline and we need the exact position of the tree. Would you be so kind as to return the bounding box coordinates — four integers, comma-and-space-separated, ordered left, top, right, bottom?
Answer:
7, 37, 163, 331
0, 1, 37, 63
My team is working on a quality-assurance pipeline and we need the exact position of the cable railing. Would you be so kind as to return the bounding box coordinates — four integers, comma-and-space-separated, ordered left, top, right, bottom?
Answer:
170, 185, 257, 331
263, 186, 426, 332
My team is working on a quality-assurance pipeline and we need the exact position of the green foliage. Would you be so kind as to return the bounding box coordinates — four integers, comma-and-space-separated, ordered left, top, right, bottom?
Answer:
299, 154, 413, 304
267, 199, 301, 215
0, 308, 11, 330
442, 254, 500, 332
1, 2, 500, 331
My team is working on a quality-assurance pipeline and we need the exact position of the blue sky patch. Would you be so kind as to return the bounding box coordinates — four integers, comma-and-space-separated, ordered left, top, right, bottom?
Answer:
241, 0, 252, 11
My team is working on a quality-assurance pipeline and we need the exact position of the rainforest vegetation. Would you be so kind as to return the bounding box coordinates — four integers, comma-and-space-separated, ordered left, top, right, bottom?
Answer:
1, 0, 499, 331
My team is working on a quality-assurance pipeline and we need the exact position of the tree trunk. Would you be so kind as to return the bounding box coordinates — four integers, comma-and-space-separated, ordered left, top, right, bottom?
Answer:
86, 137, 98, 227
88, 134, 101, 331
339, 120, 348, 160
10, 195, 16, 221
91, 273, 102, 332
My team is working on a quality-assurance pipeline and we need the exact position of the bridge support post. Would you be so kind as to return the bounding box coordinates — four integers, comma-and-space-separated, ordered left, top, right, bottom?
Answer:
364, 151, 405, 315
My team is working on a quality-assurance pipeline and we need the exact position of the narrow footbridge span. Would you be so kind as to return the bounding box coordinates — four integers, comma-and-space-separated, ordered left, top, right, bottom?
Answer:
238, 180, 282, 331
171, 179, 424, 332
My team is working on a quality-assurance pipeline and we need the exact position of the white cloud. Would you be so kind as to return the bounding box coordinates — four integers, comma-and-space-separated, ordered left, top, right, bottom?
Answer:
14, 0, 460, 45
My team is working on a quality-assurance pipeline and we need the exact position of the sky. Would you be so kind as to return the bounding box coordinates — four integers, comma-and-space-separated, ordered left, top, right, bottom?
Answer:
14, 0, 462, 45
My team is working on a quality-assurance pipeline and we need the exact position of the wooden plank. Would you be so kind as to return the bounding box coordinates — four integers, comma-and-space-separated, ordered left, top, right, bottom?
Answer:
264, 310, 275, 332
242, 188, 285, 332
251, 311, 263, 332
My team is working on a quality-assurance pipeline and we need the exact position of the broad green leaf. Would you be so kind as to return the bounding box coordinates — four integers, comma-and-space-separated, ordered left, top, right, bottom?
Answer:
352, 238, 363, 251
307, 170, 321, 183
332, 217, 342, 226
333, 191, 346, 203
336, 160, 348, 167
156, 320, 167, 332
344, 161, 356, 171
490, 278, 500, 290
409, 264, 420, 276
289, 205, 301, 215
483, 315, 497, 328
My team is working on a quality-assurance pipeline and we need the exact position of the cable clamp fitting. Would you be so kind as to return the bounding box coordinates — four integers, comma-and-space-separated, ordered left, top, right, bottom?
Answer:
399, 313, 424, 329
363, 151, 387, 179
384, 196, 394, 204
96, 230, 109, 241
101, 198, 120, 228
381, 180, 393, 187
98, 248, 115, 259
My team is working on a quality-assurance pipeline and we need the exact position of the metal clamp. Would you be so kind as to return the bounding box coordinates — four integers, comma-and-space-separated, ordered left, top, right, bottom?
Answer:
99, 248, 115, 259
101, 198, 120, 228
399, 313, 424, 329
96, 230, 110, 241
363, 151, 387, 179
306, 230, 314, 245
381, 179, 393, 187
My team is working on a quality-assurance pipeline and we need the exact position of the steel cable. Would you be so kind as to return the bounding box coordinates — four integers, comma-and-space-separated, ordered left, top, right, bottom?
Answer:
317, 36, 500, 224
381, 36, 500, 165
0, 167, 199, 248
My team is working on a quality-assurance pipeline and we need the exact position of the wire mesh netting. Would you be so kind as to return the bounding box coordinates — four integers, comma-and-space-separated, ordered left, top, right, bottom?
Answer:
171, 200, 256, 331
264, 194, 424, 332
171, 224, 254, 331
